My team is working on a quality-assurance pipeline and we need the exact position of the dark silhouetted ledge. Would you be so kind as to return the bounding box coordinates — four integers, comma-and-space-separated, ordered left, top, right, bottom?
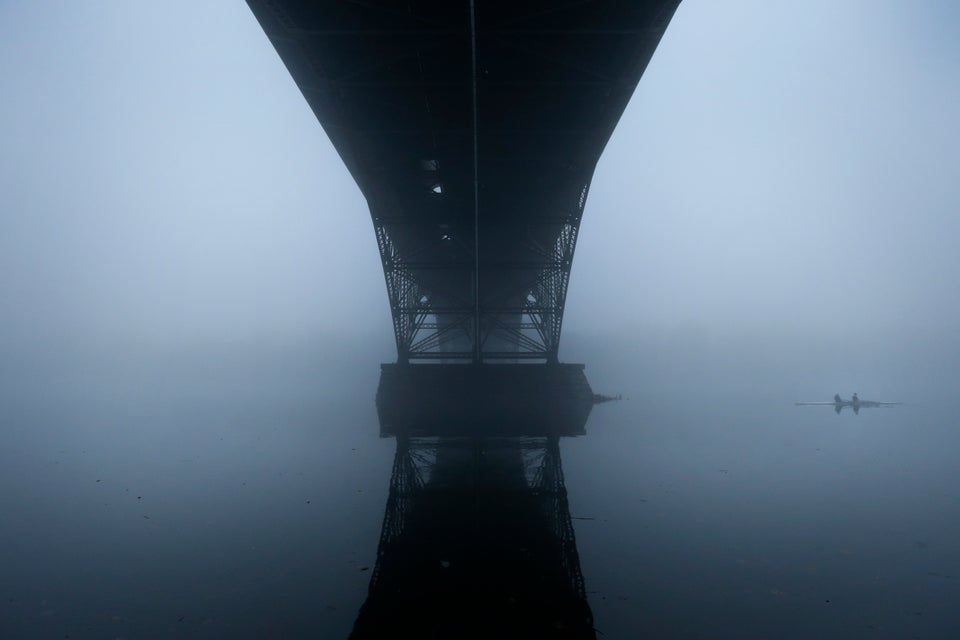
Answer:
376, 363, 594, 438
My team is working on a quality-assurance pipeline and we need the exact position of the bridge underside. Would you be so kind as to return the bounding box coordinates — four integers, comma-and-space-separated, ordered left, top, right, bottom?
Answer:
248, 1, 679, 362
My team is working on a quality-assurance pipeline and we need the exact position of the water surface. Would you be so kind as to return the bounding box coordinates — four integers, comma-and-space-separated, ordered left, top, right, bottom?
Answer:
2, 337, 956, 638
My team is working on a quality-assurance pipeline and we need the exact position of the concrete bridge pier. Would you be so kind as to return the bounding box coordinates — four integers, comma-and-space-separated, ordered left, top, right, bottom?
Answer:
376, 363, 594, 438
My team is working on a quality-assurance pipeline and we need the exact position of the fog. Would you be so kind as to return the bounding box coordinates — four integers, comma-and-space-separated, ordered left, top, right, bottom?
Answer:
2, 1, 959, 638
570, 2, 960, 358
0, 1, 384, 354
2, 1, 958, 362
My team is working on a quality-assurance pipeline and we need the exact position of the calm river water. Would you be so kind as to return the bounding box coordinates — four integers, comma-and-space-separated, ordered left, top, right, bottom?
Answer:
2, 337, 957, 638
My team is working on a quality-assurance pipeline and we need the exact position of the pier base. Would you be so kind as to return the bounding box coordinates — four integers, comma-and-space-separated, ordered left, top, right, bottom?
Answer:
376, 363, 594, 437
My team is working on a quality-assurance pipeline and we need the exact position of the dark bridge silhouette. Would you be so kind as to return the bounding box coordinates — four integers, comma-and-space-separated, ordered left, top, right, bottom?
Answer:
245, 3, 679, 636
248, 0, 679, 640
247, 0, 679, 364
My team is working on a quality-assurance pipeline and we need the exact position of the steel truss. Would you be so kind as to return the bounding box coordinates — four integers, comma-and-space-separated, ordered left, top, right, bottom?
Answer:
374, 183, 588, 364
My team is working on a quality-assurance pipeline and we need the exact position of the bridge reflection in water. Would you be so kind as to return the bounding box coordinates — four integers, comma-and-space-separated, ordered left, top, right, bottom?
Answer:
351, 365, 596, 639
351, 374, 596, 639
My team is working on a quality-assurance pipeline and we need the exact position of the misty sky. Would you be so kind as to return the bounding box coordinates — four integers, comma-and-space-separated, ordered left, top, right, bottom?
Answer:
2, 1, 958, 357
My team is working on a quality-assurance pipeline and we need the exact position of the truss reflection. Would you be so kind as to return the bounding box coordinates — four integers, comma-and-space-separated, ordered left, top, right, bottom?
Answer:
351, 435, 595, 639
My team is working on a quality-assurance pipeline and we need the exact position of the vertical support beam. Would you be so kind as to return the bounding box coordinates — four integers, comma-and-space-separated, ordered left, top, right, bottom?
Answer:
469, 0, 481, 364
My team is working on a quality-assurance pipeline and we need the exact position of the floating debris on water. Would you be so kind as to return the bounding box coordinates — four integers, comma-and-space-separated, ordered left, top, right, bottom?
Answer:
592, 393, 622, 404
